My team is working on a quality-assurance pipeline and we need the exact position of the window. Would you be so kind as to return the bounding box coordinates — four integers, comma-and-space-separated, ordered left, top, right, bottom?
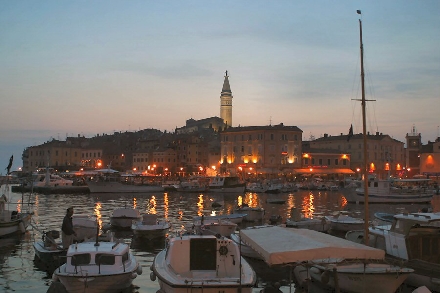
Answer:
334, 159, 339, 165
327, 159, 331, 165
343, 159, 347, 166
319, 159, 323, 165
71, 253, 91, 266
271, 134, 274, 140
96, 254, 115, 265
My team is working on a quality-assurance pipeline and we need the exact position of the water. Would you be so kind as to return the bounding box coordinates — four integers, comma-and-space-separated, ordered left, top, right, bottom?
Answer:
1, 187, 439, 293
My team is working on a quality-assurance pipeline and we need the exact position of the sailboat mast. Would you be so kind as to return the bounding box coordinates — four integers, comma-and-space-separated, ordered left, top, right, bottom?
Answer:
359, 17, 370, 244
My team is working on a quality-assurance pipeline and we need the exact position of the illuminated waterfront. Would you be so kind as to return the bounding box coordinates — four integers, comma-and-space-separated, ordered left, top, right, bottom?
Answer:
0, 187, 439, 293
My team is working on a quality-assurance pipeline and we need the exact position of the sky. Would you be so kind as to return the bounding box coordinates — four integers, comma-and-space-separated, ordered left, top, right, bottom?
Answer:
1, 1, 439, 173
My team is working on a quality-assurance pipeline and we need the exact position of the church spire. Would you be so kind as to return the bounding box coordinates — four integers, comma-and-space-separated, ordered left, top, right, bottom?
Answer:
220, 70, 233, 127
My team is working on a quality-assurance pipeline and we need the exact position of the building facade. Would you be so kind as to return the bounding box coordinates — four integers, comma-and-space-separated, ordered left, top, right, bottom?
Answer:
310, 132, 405, 178
219, 123, 303, 175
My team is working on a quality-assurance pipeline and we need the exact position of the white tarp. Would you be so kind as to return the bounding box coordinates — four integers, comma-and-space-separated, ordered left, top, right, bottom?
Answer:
239, 226, 384, 266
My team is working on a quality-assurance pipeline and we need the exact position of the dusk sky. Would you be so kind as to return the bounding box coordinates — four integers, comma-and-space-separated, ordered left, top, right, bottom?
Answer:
1, 1, 439, 172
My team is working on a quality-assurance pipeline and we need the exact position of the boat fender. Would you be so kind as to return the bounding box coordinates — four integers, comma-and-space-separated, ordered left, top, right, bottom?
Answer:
320, 271, 330, 284
131, 273, 137, 279
137, 265, 143, 275
150, 272, 156, 281
219, 245, 228, 256
19, 222, 26, 233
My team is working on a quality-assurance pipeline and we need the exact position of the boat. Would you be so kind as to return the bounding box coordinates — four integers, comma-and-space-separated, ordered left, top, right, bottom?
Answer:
346, 177, 435, 204
193, 213, 246, 224
0, 184, 33, 238
72, 214, 98, 241
208, 176, 246, 193
285, 207, 329, 232
109, 207, 142, 229
229, 232, 263, 260
86, 169, 164, 193
246, 182, 266, 193
265, 198, 286, 204
175, 178, 208, 193
239, 225, 413, 293
190, 218, 237, 237
233, 205, 264, 222
365, 212, 440, 292
373, 211, 395, 223
325, 212, 365, 232
52, 239, 142, 293
131, 214, 170, 240
150, 234, 257, 293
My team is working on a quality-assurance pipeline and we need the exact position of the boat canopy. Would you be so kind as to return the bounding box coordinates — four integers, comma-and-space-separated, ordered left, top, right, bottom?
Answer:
239, 226, 384, 266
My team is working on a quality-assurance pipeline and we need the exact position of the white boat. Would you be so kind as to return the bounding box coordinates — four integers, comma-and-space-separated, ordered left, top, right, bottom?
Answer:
87, 170, 164, 193
347, 177, 435, 203
150, 234, 257, 293
175, 179, 208, 193
366, 212, 440, 292
208, 176, 246, 193
52, 240, 142, 293
109, 207, 142, 229
294, 258, 413, 293
193, 213, 246, 224
239, 226, 413, 293
191, 219, 237, 237
245, 182, 266, 193
233, 205, 264, 222
28, 171, 74, 188
325, 213, 365, 232
132, 214, 170, 240
72, 214, 98, 241
0, 186, 32, 237
285, 208, 329, 232
230, 232, 263, 260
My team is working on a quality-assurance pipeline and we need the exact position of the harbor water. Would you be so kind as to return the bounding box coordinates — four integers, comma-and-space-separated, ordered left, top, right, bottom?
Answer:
1, 185, 439, 293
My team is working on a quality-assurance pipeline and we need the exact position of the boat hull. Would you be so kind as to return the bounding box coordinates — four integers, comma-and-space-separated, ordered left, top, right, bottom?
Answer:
0, 212, 31, 237
54, 271, 137, 293
87, 181, 164, 193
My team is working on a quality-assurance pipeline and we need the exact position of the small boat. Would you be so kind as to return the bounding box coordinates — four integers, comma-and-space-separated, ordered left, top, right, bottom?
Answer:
246, 182, 266, 193
285, 208, 329, 232
233, 205, 264, 222
52, 239, 142, 293
208, 176, 246, 193
72, 214, 98, 241
150, 234, 256, 293
0, 185, 32, 238
325, 213, 365, 232
191, 219, 237, 237
109, 207, 142, 229
239, 226, 412, 293
132, 214, 170, 240
175, 178, 208, 193
230, 230, 263, 260
193, 213, 246, 224
373, 212, 395, 223
87, 170, 164, 193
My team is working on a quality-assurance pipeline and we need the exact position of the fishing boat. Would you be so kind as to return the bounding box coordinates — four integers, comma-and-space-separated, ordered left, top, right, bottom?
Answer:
239, 225, 413, 293
0, 182, 32, 238
233, 205, 265, 222
325, 212, 365, 232
193, 213, 246, 224
86, 169, 164, 193
347, 177, 435, 204
285, 208, 329, 232
190, 218, 237, 237
109, 207, 142, 229
52, 239, 142, 293
150, 234, 257, 293
132, 214, 170, 240
208, 176, 246, 193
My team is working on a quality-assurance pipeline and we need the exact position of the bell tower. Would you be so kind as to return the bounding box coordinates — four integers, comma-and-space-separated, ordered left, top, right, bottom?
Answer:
220, 70, 233, 128
405, 124, 422, 176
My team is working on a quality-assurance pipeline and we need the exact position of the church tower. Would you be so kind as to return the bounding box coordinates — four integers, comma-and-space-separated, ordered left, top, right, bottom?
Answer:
220, 70, 233, 128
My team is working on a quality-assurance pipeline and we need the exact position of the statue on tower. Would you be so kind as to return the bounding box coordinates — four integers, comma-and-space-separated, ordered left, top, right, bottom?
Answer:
225, 70, 228, 77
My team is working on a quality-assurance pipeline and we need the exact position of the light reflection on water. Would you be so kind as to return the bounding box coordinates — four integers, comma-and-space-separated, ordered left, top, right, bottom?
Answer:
0, 188, 439, 293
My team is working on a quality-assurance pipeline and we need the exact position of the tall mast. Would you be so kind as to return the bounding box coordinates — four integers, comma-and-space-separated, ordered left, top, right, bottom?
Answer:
359, 13, 370, 245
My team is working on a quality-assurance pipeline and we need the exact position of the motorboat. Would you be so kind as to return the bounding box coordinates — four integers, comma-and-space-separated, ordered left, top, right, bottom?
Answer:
347, 177, 434, 204
52, 239, 142, 293
72, 214, 98, 241
294, 258, 413, 293
285, 208, 329, 232
246, 182, 266, 193
193, 213, 246, 224
132, 214, 170, 240
86, 169, 164, 193
325, 212, 365, 232
229, 232, 263, 260
239, 226, 412, 293
26, 168, 74, 188
109, 207, 142, 229
233, 205, 264, 222
190, 218, 237, 237
150, 234, 256, 293
366, 212, 440, 292
0, 186, 32, 237
175, 178, 208, 193
208, 176, 246, 193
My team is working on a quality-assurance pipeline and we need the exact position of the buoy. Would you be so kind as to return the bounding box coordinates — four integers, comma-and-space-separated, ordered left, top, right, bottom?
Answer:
150, 272, 157, 281
137, 265, 143, 275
